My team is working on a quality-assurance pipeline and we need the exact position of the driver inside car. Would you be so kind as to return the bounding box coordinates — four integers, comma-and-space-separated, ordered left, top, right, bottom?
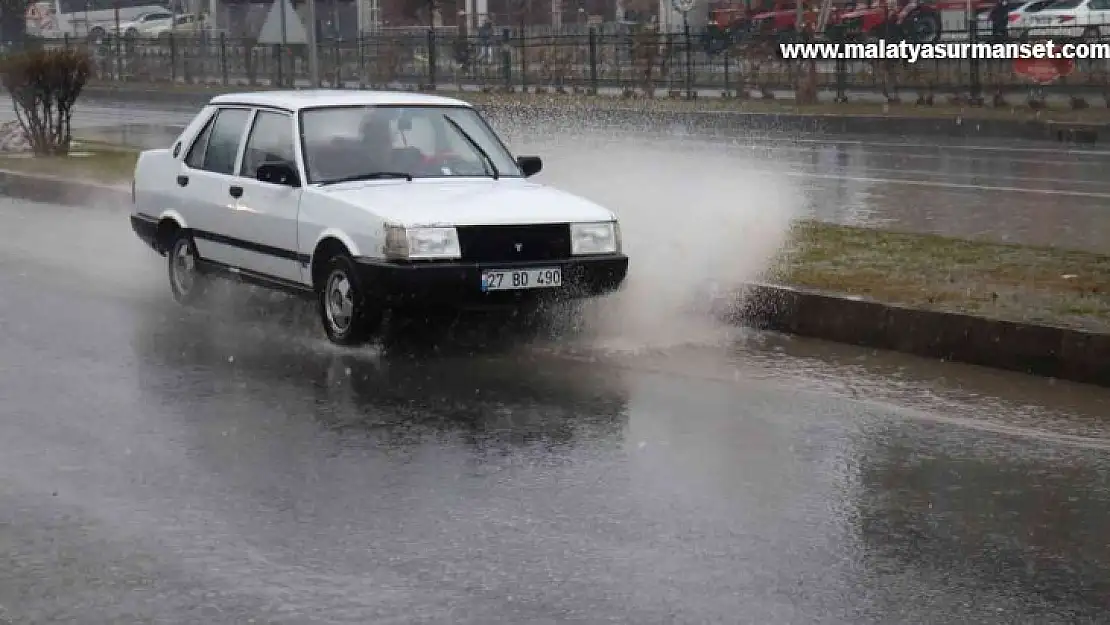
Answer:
358, 112, 433, 175
357, 114, 403, 173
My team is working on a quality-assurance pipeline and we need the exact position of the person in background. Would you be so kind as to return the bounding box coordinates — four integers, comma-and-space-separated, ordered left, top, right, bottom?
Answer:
990, 0, 1010, 42
477, 18, 493, 64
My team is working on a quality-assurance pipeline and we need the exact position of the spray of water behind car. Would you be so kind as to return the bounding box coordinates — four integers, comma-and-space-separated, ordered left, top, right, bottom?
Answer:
508, 128, 804, 354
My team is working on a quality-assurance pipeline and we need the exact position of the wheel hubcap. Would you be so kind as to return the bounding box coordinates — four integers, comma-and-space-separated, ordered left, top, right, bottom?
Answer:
172, 240, 196, 294
325, 272, 355, 333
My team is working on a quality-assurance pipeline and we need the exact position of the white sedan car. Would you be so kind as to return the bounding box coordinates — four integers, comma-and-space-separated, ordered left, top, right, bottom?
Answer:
1015, 0, 1109, 38
114, 9, 174, 38
129, 90, 629, 346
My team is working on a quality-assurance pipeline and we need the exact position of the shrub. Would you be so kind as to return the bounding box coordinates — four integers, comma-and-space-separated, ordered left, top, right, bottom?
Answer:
0, 47, 91, 155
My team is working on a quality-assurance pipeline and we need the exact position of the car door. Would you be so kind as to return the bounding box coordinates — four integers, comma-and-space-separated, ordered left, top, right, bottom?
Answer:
227, 108, 304, 285
178, 105, 253, 271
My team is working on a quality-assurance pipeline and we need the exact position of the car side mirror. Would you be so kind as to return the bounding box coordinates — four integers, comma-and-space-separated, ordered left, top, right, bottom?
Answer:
517, 155, 542, 178
256, 161, 299, 187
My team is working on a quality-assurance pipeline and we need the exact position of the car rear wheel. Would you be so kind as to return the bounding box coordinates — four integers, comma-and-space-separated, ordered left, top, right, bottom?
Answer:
167, 233, 209, 306
318, 254, 383, 346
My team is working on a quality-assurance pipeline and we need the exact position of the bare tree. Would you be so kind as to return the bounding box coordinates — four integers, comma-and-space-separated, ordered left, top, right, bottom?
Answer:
0, 48, 93, 155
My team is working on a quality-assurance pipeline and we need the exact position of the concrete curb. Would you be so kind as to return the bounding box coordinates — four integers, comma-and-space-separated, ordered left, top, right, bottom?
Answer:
738, 283, 1110, 388
6, 169, 1106, 387
79, 85, 1106, 144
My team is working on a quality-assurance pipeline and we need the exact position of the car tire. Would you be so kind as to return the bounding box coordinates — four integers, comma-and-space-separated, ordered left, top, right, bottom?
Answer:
317, 254, 383, 346
908, 11, 941, 44
167, 232, 209, 306
1082, 26, 1099, 40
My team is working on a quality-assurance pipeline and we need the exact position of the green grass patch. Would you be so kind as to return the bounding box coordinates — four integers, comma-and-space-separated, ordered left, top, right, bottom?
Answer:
0, 141, 138, 184
768, 221, 1110, 333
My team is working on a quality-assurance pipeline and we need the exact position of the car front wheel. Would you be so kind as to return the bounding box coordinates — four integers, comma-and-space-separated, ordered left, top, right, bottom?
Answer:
167, 233, 209, 306
318, 255, 383, 346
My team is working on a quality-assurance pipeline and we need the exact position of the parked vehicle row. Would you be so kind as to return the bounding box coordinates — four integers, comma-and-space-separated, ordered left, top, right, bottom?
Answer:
703, 0, 1110, 51
24, 0, 206, 41
705, 0, 982, 47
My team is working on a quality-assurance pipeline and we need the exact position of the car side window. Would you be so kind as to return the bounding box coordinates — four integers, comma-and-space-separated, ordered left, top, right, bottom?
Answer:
195, 108, 251, 175
183, 114, 215, 168
239, 110, 296, 179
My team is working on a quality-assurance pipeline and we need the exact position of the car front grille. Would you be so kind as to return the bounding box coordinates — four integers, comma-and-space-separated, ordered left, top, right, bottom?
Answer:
456, 224, 571, 263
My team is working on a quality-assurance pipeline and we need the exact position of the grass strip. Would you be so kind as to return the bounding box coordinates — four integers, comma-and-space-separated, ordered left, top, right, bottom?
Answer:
769, 221, 1110, 333
0, 141, 139, 184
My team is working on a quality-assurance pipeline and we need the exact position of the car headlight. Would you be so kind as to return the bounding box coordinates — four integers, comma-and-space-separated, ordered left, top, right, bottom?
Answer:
384, 225, 461, 260
570, 221, 620, 256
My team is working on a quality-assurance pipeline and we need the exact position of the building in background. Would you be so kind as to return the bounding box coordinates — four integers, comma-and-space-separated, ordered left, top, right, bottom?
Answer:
27, 0, 669, 41
240, 0, 637, 36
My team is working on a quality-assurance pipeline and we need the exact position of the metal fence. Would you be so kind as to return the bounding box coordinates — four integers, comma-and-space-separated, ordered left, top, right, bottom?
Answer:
40, 29, 1110, 98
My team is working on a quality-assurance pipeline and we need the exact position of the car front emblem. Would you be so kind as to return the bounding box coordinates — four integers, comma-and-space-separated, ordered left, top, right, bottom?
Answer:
514, 243, 523, 252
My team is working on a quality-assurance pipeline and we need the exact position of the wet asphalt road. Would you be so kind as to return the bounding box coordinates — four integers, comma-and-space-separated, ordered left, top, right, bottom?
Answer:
33, 95, 1110, 253
7, 195, 1110, 621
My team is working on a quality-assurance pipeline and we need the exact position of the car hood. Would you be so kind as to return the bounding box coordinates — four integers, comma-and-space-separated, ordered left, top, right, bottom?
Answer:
313, 179, 618, 226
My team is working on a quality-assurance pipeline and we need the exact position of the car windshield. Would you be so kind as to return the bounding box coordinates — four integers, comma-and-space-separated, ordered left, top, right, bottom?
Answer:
1043, 0, 1082, 8
299, 105, 522, 184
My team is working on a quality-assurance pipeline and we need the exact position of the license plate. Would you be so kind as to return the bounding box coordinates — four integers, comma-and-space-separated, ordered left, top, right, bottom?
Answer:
481, 267, 562, 292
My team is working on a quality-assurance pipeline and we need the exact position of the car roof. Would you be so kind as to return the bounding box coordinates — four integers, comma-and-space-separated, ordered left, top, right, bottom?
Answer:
208, 90, 474, 112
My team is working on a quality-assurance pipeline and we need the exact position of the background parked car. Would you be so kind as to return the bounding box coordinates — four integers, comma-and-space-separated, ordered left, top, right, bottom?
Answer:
974, 0, 1054, 35
116, 8, 173, 39
1013, 0, 1110, 39
115, 11, 208, 40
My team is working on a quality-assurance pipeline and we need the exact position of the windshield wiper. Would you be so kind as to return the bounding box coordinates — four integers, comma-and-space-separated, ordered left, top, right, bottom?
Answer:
318, 172, 413, 186
441, 115, 499, 180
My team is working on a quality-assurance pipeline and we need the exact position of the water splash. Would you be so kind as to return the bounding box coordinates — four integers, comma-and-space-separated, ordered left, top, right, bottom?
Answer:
512, 129, 803, 353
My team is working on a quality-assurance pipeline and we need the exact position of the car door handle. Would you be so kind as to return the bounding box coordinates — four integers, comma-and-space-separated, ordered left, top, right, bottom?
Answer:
176, 175, 188, 187
229, 185, 243, 199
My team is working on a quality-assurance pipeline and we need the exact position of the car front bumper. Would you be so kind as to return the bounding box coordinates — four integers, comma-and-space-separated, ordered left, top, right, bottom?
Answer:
354, 255, 629, 310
